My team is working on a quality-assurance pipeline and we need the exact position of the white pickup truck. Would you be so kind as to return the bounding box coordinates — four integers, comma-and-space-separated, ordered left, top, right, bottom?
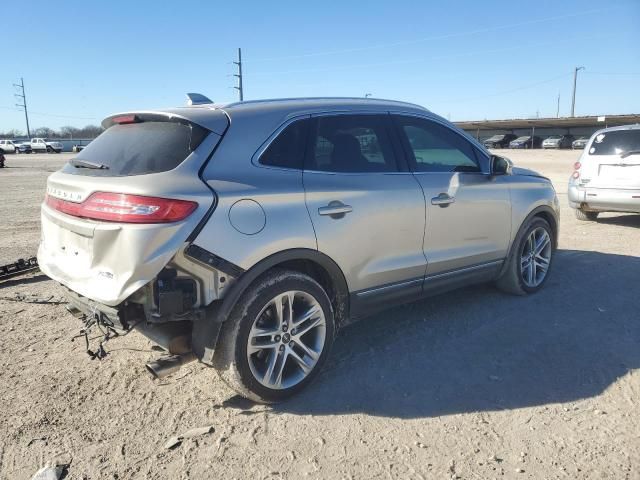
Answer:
29, 138, 63, 153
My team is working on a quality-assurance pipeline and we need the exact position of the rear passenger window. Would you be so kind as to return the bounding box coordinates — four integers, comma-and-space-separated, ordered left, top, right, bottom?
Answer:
259, 119, 308, 169
307, 115, 398, 173
396, 116, 481, 173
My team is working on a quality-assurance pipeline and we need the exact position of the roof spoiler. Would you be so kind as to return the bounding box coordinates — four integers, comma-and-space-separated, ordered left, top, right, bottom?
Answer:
186, 93, 214, 106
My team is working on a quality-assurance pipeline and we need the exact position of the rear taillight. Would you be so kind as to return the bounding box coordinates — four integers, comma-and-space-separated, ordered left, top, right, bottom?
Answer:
572, 171, 580, 179
574, 161, 581, 170
46, 192, 198, 223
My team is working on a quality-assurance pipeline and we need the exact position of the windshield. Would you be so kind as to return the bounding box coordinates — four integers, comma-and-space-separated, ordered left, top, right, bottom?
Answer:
60, 121, 208, 177
588, 130, 640, 156
514, 136, 530, 142
487, 135, 504, 141
547, 136, 561, 140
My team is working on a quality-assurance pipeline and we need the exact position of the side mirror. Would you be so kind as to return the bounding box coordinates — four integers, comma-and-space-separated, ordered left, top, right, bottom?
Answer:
490, 155, 512, 176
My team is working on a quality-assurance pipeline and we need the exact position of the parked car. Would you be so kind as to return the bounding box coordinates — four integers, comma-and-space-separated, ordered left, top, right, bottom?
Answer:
483, 134, 517, 149
572, 136, 589, 149
16, 142, 32, 154
72, 144, 86, 152
542, 135, 574, 149
30, 138, 63, 153
0, 151, 4, 168
568, 125, 640, 221
509, 135, 542, 149
0, 140, 18, 153
38, 97, 559, 402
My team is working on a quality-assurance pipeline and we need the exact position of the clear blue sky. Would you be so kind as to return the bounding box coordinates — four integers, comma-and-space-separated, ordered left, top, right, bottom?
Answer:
1, 0, 638, 132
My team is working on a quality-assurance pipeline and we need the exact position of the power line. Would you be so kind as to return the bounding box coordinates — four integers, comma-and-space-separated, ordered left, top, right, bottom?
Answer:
0, 105, 96, 121
247, 7, 620, 63
244, 33, 612, 78
439, 72, 574, 104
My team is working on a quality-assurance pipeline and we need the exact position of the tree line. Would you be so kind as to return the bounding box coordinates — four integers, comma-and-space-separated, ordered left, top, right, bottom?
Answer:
0, 125, 103, 140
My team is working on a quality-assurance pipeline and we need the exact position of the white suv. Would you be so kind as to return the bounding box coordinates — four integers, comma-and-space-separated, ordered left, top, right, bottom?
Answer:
568, 125, 640, 220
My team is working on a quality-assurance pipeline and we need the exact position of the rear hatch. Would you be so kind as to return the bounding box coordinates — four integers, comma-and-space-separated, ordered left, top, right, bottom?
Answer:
581, 129, 640, 189
37, 110, 229, 306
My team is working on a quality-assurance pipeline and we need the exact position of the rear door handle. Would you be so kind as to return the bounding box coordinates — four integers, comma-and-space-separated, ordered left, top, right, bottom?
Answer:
431, 193, 455, 207
318, 201, 353, 218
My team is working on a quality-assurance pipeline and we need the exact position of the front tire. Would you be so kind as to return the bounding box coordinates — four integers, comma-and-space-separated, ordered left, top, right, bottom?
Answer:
496, 217, 554, 296
575, 208, 598, 221
213, 269, 335, 403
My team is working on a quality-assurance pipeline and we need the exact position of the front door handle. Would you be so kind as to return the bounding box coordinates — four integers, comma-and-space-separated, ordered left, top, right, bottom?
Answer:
431, 193, 455, 207
318, 201, 353, 218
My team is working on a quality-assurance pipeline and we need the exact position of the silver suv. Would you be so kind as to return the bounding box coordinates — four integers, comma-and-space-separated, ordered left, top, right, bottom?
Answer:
38, 97, 559, 402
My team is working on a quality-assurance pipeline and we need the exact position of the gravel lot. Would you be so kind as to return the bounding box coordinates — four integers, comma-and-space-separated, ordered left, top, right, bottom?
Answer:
0, 150, 638, 479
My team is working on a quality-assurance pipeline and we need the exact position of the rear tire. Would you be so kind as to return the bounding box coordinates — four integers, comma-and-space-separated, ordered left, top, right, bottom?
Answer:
575, 208, 598, 221
496, 217, 554, 296
213, 269, 335, 403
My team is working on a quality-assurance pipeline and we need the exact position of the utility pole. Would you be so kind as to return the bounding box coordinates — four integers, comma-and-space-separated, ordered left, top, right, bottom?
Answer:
14, 77, 31, 138
570, 66, 585, 117
233, 48, 244, 101
556, 92, 561, 118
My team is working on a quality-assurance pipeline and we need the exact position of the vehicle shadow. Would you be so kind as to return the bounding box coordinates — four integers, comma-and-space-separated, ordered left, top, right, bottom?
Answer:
596, 214, 640, 228
266, 249, 639, 419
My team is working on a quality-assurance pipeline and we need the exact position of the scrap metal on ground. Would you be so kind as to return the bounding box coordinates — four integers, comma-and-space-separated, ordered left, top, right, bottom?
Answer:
0, 257, 39, 281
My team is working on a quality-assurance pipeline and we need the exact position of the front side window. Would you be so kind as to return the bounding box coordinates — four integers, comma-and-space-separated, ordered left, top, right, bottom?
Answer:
259, 119, 308, 169
307, 115, 398, 173
395, 116, 481, 173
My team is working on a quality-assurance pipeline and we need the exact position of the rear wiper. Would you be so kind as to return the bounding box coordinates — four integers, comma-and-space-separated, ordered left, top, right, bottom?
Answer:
620, 150, 640, 159
70, 159, 109, 170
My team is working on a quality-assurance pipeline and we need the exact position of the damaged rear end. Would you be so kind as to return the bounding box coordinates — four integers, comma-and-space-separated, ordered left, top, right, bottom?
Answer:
37, 108, 230, 372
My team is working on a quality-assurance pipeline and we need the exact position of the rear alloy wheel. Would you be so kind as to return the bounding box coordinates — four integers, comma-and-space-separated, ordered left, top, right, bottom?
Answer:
213, 269, 335, 403
46, 146, 52, 153
575, 208, 599, 221
497, 217, 554, 295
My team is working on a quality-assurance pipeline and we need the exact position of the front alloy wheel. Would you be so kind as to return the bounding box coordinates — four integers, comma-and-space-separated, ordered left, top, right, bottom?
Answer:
520, 227, 551, 288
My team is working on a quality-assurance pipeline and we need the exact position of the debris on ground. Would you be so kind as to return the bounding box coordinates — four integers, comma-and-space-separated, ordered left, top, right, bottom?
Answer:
30, 463, 67, 480
164, 426, 215, 449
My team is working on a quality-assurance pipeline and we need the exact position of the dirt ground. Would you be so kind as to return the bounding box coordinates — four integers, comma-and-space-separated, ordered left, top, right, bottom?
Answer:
0, 151, 638, 480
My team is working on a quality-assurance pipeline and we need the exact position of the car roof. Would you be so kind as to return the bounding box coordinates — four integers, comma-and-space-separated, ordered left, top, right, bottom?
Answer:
591, 123, 640, 136
220, 97, 428, 114
106, 97, 430, 136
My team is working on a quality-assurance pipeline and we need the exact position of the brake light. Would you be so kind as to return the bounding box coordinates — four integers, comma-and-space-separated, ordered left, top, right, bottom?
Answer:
112, 114, 138, 125
572, 171, 580, 179
46, 192, 197, 223
574, 161, 581, 170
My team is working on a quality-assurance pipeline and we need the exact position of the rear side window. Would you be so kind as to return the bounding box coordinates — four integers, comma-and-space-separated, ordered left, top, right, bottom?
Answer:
259, 119, 308, 169
61, 121, 208, 177
396, 116, 481, 173
589, 130, 640, 156
307, 115, 398, 173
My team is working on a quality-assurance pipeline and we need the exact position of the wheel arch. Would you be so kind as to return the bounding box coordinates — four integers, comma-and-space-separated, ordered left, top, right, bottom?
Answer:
223, 248, 349, 324
499, 205, 559, 278
193, 248, 350, 365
